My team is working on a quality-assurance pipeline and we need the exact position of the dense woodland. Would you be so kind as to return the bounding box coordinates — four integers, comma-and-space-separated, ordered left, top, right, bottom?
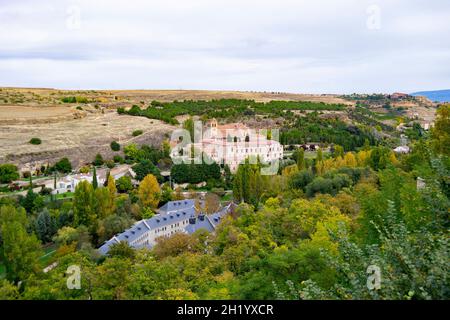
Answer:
118, 98, 346, 125
0, 105, 448, 300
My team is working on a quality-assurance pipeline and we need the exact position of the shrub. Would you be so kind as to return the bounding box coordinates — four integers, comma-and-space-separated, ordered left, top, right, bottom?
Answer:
116, 176, 133, 193
29, 137, 42, 145
105, 160, 115, 169
132, 130, 144, 137
93, 154, 104, 166
113, 155, 124, 163
79, 166, 90, 174
54, 158, 72, 174
110, 141, 121, 151
289, 170, 314, 190
22, 171, 31, 179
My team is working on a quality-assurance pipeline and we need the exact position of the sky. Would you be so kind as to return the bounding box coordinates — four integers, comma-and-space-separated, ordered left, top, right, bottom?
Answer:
0, 0, 449, 94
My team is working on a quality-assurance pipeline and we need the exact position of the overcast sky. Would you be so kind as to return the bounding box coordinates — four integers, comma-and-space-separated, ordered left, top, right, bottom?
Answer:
1, 0, 449, 93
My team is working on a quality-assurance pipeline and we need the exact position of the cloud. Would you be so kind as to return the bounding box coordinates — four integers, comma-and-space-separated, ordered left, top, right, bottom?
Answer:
0, 0, 449, 93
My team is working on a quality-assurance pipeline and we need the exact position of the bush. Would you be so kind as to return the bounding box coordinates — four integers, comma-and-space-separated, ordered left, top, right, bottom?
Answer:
29, 137, 42, 145
39, 187, 52, 195
0, 164, 20, 183
105, 160, 115, 169
22, 171, 31, 179
110, 141, 121, 151
289, 170, 314, 190
132, 160, 162, 182
113, 155, 124, 164
116, 176, 133, 193
93, 154, 104, 166
54, 158, 72, 174
132, 130, 144, 137
79, 166, 90, 174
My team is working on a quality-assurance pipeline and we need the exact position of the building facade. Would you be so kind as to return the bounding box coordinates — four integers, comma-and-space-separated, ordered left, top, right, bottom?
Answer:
98, 199, 235, 255
181, 119, 283, 172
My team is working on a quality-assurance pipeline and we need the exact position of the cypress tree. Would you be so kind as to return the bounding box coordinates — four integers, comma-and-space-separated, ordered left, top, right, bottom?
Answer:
92, 166, 98, 189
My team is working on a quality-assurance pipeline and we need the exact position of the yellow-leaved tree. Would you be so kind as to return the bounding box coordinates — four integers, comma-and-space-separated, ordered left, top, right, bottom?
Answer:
138, 174, 161, 209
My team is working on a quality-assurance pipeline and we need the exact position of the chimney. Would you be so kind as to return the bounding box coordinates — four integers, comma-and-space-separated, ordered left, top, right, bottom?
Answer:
198, 213, 205, 221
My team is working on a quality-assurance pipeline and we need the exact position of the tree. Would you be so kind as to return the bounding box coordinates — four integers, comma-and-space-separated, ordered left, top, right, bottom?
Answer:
97, 215, 133, 244
116, 176, 133, 193
132, 159, 161, 181
431, 104, 450, 156
92, 166, 98, 189
138, 174, 161, 209
0, 164, 19, 183
160, 183, 173, 204
54, 158, 72, 173
94, 187, 113, 219
162, 139, 171, 158
205, 193, 220, 214
183, 117, 195, 142
19, 188, 44, 213
368, 146, 391, 171
296, 148, 305, 170
35, 209, 57, 243
110, 141, 121, 152
73, 181, 96, 228
93, 154, 104, 166
333, 145, 344, 158
289, 170, 314, 191
0, 206, 42, 282
108, 241, 135, 259
106, 175, 117, 214
343, 152, 357, 167
153, 233, 199, 259
29, 137, 42, 145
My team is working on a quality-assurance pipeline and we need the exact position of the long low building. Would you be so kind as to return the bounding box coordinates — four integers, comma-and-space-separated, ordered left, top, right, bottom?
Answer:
98, 199, 236, 255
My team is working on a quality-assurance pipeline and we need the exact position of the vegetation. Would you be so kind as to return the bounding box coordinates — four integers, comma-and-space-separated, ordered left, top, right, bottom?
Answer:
110, 141, 121, 152
0, 164, 19, 184
0, 104, 448, 301
132, 130, 143, 137
29, 138, 42, 145
53, 158, 72, 174
119, 99, 346, 125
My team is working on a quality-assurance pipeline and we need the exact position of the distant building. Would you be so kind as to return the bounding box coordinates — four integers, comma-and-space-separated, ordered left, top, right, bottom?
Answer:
50, 173, 104, 195
178, 119, 283, 172
393, 145, 410, 154
98, 200, 236, 255
390, 92, 409, 100
417, 177, 426, 190
46, 165, 135, 194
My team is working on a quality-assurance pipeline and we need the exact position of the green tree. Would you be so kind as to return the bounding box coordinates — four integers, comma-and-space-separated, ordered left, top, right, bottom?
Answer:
54, 158, 72, 173
132, 159, 161, 181
431, 104, 450, 156
296, 148, 305, 170
0, 164, 19, 183
73, 181, 96, 228
110, 141, 121, 151
92, 166, 98, 189
0, 206, 42, 282
116, 176, 133, 193
93, 154, 104, 166
94, 187, 113, 220
35, 209, 57, 243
